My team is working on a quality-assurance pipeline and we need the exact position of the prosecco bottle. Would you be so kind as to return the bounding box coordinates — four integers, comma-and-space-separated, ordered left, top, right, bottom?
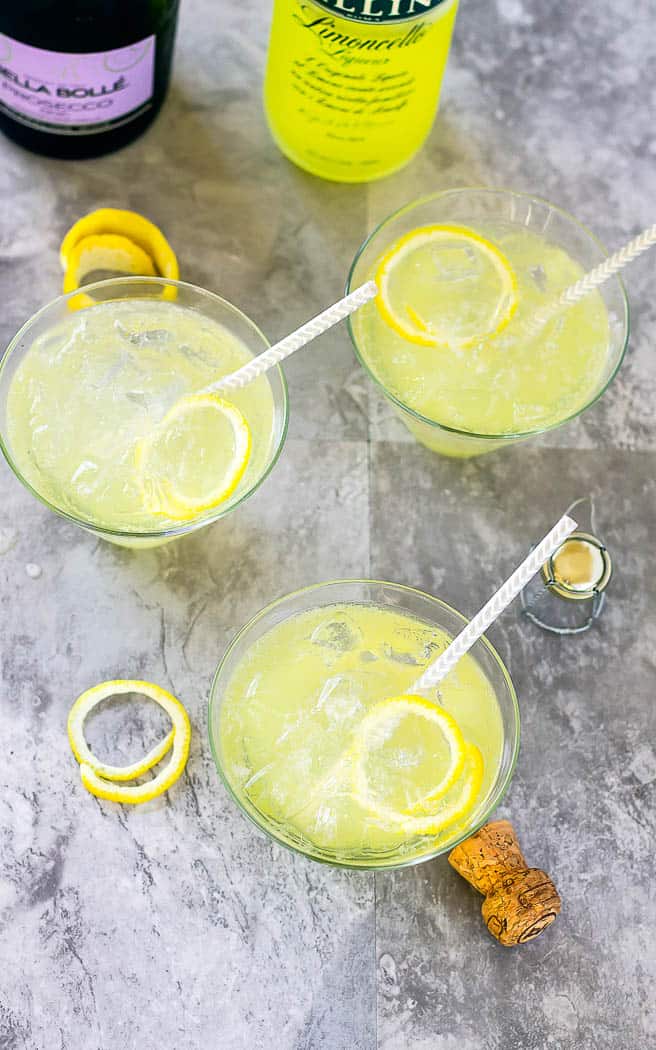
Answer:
0, 1, 180, 159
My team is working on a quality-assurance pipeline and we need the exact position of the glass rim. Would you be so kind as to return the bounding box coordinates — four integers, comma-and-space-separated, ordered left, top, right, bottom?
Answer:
0, 275, 290, 540
208, 577, 521, 872
346, 186, 631, 442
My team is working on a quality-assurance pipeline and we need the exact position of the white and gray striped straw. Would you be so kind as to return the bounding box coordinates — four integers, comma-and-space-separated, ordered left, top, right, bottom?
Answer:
531, 222, 656, 331
203, 280, 378, 394
411, 513, 578, 694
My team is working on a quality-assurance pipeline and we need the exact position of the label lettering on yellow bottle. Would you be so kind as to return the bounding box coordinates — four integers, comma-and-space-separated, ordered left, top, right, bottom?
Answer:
294, 11, 429, 55
312, 0, 450, 23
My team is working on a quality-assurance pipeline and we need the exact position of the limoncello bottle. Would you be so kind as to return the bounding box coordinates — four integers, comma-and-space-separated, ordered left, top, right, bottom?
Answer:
264, 0, 459, 182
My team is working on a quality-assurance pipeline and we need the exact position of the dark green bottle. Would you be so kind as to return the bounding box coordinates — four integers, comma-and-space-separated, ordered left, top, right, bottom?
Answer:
0, 1, 180, 158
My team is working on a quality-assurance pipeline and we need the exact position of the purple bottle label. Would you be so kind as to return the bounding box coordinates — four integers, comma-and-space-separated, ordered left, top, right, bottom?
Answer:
0, 33, 155, 135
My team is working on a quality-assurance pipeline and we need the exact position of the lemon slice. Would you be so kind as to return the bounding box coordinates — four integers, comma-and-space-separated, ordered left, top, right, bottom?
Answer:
135, 394, 252, 521
68, 679, 191, 804
374, 224, 518, 349
353, 694, 466, 818
392, 742, 484, 837
63, 234, 157, 311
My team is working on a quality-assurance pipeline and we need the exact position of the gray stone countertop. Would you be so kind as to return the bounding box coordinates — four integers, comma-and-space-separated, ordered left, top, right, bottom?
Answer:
1, 1, 655, 1047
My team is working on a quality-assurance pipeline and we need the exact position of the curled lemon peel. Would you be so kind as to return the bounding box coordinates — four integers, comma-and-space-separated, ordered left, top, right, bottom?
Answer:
63, 234, 157, 311
60, 208, 179, 309
68, 679, 191, 804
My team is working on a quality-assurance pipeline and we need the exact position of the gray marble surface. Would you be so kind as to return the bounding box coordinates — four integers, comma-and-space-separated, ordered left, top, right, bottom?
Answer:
1, 0, 655, 1048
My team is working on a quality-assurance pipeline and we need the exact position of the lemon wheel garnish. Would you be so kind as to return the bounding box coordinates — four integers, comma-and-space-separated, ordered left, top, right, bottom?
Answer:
135, 393, 252, 521
374, 223, 518, 350
353, 694, 466, 818
68, 680, 191, 804
390, 742, 484, 837
60, 208, 179, 309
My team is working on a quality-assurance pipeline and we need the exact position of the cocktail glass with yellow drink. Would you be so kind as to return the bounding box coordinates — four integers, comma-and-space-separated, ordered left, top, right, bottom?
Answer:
0, 278, 288, 548
347, 188, 629, 456
210, 579, 520, 870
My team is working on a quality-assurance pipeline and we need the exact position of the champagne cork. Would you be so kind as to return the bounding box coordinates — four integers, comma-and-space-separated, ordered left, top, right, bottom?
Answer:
448, 820, 561, 946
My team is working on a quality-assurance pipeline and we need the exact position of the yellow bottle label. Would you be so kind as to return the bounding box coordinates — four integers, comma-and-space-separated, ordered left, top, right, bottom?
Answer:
309, 0, 451, 21
265, 0, 459, 182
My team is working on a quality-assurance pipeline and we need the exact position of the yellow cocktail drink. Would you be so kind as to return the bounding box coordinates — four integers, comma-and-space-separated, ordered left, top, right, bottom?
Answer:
1, 283, 284, 544
348, 190, 628, 455
216, 588, 511, 868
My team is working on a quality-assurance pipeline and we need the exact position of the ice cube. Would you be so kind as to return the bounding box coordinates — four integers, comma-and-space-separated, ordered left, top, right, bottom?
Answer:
529, 265, 547, 293
52, 323, 86, 364
125, 390, 150, 408
314, 673, 364, 726
244, 761, 275, 791
316, 675, 344, 711
312, 803, 337, 838
382, 628, 440, 667
430, 243, 484, 283
245, 673, 262, 700
310, 615, 363, 653
114, 320, 133, 342
327, 694, 364, 724
382, 643, 421, 665
70, 459, 100, 494
178, 343, 215, 367
91, 349, 136, 391
129, 328, 171, 347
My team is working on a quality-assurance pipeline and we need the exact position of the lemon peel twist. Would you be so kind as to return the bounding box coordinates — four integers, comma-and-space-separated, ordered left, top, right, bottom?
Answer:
68, 680, 191, 805
60, 208, 179, 309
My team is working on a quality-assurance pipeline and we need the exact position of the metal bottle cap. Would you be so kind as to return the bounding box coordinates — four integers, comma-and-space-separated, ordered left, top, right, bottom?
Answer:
521, 501, 612, 635
541, 532, 612, 601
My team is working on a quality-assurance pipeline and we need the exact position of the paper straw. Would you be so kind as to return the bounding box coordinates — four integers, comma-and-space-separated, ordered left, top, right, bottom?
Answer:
531, 222, 656, 330
203, 280, 378, 394
411, 513, 578, 694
